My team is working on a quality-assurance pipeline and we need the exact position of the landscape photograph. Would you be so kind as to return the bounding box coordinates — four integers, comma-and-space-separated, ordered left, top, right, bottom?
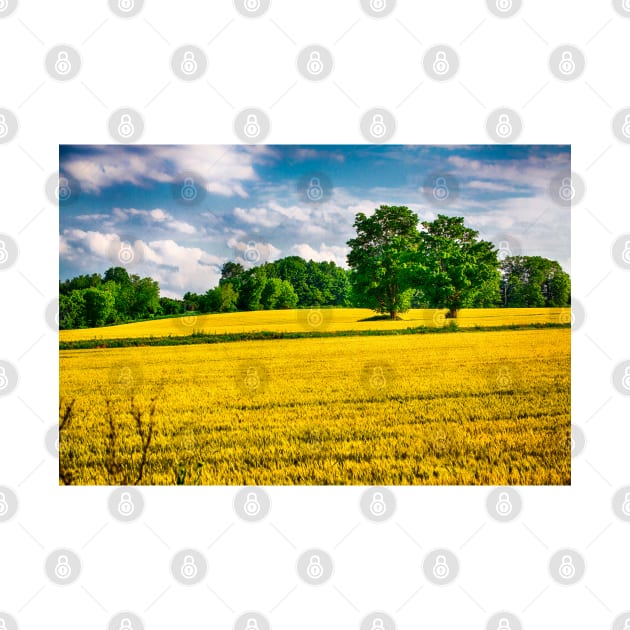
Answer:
58, 144, 571, 486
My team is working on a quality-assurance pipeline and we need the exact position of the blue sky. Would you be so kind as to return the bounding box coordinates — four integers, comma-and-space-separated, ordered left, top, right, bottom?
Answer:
59, 144, 570, 299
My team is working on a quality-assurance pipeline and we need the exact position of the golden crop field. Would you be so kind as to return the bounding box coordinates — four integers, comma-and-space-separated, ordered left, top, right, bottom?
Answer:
59, 325, 570, 485
59, 307, 571, 341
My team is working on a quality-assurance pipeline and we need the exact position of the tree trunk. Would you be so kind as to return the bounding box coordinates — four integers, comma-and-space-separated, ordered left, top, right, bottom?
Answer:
390, 310, 396, 320
447, 307, 458, 319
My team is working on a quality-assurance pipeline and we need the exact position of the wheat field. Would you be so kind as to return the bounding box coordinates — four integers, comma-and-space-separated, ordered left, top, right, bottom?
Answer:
59, 323, 571, 485
59, 307, 571, 341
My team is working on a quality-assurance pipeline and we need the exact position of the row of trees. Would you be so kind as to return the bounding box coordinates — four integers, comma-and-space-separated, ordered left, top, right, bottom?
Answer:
346, 206, 570, 318
182, 258, 352, 314
59, 267, 160, 329
58, 208, 570, 329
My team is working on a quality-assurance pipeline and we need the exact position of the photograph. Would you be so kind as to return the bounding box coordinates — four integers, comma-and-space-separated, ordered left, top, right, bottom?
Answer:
58, 144, 571, 485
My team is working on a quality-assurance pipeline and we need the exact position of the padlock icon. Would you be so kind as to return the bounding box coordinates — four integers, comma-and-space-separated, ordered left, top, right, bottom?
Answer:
244, 492, 261, 516
181, 555, 198, 579
244, 0, 261, 11
118, 366, 134, 388
0, 114, 8, 138
0, 241, 8, 265
244, 114, 261, 138
558, 51, 576, 76
621, 492, 630, 516
432, 51, 449, 75
306, 554, 324, 579
432, 176, 449, 201
0, 492, 8, 516
497, 240, 511, 258
558, 555, 576, 579
370, 366, 386, 389
119, 617, 133, 630
118, 0, 135, 11
622, 114, 630, 139
118, 114, 135, 139
558, 177, 574, 202
306, 177, 323, 201
496, 0, 512, 11
54, 554, 72, 579
497, 618, 511, 630
54, 51, 72, 76
307, 51, 324, 75
621, 240, 630, 265
244, 241, 260, 263
181, 177, 198, 201
246, 619, 259, 630
369, 0, 387, 12
245, 367, 261, 390
495, 114, 512, 138
0, 366, 8, 390
369, 491, 386, 516
432, 554, 450, 579
118, 491, 135, 516
181, 51, 198, 76
57, 176, 72, 201
495, 491, 513, 516
623, 366, 630, 390
369, 114, 387, 139
371, 618, 385, 630
118, 241, 135, 264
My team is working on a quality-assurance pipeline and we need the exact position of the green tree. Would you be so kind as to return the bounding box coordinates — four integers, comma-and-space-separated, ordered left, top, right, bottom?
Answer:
83, 287, 115, 327
500, 256, 570, 307
238, 268, 267, 311
59, 291, 87, 329
410, 215, 499, 318
347, 205, 419, 319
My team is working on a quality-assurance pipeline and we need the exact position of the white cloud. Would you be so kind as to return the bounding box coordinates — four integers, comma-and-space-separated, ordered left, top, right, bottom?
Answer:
63, 146, 261, 197
59, 229, 224, 297
116, 207, 198, 235
290, 243, 348, 267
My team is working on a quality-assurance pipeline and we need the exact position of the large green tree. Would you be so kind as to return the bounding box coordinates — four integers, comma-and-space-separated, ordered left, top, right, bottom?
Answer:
347, 205, 419, 319
500, 256, 570, 307
410, 215, 500, 318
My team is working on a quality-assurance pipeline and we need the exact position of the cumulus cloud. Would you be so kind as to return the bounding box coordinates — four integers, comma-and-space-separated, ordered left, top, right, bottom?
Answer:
62, 146, 264, 197
290, 243, 348, 266
59, 229, 223, 296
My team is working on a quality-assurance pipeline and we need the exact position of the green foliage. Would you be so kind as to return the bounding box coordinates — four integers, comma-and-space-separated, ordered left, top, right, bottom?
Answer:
500, 256, 570, 307
347, 205, 420, 319
410, 215, 500, 317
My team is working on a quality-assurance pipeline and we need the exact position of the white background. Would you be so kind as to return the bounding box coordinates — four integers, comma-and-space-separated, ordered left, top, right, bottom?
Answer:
1, 0, 629, 628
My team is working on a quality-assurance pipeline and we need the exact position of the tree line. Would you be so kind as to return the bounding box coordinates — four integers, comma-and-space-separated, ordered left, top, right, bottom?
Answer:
346, 206, 570, 319
59, 207, 570, 329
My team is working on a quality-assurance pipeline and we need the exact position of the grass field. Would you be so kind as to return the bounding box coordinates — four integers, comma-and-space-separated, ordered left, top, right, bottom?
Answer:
59, 313, 571, 485
59, 307, 571, 341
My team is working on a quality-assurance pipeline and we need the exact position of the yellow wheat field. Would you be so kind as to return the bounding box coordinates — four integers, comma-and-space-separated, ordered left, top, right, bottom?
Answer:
59, 326, 570, 485
59, 307, 571, 341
